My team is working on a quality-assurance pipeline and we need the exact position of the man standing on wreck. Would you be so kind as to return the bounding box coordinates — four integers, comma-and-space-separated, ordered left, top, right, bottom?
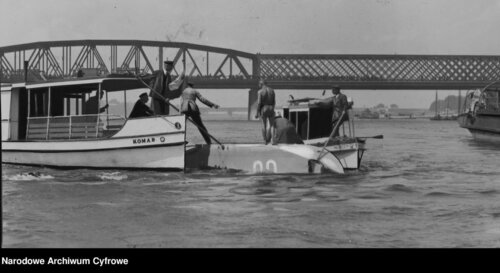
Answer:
180, 80, 219, 144
255, 79, 276, 144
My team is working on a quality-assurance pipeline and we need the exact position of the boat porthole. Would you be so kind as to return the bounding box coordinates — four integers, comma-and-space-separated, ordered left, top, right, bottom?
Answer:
175, 122, 182, 129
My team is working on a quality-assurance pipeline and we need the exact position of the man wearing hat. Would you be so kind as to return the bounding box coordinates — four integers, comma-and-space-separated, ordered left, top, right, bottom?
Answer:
142, 60, 185, 115
180, 80, 219, 144
313, 85, 350, 137
129, 92, 154, 119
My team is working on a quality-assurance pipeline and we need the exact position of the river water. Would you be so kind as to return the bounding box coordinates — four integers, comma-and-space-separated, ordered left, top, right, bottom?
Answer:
2, 119, 500, 247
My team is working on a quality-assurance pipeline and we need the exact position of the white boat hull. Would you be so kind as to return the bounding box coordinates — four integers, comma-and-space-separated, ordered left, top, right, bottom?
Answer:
2, 116, 186, 170
2, 143, 185, 169
304, 138, 364, 170
458, 114, 500, 143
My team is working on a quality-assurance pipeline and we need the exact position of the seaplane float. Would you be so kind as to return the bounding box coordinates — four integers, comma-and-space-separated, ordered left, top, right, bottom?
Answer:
1, 74, 379, 174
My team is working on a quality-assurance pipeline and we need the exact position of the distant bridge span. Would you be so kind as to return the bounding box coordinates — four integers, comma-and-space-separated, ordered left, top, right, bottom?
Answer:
1, 40, 500, 90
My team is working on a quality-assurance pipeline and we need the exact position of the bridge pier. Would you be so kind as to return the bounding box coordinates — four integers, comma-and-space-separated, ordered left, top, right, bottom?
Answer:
248, 88, 258, 121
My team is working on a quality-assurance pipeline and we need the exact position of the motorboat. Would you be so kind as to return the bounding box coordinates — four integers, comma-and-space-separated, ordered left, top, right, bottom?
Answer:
281, 96, 374, 171
457, 80, 500, 142
1, 76, 186, 170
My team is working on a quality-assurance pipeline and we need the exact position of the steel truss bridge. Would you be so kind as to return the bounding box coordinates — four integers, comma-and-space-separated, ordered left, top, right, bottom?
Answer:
1, 40, 500, 90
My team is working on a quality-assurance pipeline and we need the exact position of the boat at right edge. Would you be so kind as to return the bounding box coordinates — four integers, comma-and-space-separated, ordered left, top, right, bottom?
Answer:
458, 80, 500, 143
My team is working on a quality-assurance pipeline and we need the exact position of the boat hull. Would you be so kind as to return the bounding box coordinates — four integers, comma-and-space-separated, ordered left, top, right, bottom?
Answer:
2, 116, 187, 169
458, 113, 500, 143
2, 143, 185, 170
304, 138, 365, 170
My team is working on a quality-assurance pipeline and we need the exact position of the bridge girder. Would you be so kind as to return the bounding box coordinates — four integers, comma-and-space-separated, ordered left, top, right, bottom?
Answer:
1, 40, 500, 89
0, 40, 257, 85
258, 54, 500, 89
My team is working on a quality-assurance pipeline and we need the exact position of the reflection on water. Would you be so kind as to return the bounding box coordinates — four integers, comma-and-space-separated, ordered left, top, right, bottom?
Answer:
2, 119, 500, 247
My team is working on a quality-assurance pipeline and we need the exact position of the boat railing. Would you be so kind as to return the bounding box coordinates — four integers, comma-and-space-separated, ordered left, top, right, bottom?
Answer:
482, 90, 500, 113
26, 114, 127, 140
462, 89, 500, 115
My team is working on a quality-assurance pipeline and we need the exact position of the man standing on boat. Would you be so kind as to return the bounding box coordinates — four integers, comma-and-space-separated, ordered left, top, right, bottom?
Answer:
313, 85, 349, 137
129, 92, 154, 119
141, 60, 185, 115
180, 80, 219, 144
255, 79, 276, 144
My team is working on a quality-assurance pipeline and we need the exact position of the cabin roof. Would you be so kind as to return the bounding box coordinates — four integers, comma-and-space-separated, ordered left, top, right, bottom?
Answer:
284, 102, 322, 110
1, 76, 145, 92
26, 76, 145, 91
1, 82, 25, 92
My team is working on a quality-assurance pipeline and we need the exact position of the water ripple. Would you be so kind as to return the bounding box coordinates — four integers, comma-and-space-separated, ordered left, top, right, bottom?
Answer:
384, 184, 415, 193
476, 189, 499, 195
97, 172, 128, 181
2, 172, 54, 181
425, 191, 454, 197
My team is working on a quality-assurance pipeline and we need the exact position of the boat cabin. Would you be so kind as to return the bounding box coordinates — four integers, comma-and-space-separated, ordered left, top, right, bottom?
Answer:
463, 87, 500, 115
282, 98, 355, 141
1, 76, 148, 142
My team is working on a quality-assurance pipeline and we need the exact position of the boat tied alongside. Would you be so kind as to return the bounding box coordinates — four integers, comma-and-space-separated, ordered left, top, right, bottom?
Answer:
282, 93, 382, 171
457, 80, 500, 143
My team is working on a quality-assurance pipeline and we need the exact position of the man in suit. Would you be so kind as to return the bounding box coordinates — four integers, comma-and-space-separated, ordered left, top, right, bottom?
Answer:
141, 60, 185, 115
129, 92, 154, 119
180, 81, 219, 144
313, 85, 349, 137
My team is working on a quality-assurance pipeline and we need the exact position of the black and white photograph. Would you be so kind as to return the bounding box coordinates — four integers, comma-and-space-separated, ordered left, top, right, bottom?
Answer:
1, 0, 499, 256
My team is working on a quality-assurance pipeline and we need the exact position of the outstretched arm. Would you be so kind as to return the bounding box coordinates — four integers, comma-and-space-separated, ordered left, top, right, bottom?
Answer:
316, 97, 333, 108
196, 91, 219, 109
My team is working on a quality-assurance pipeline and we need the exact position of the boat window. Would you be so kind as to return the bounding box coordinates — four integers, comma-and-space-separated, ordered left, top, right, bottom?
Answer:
23, 80, 148, 140
484, 90, 500, 111
1, 91, 11, 141
81, 89, 104, 115
296, 111, 308, 140
105, 88, 145, 118
309, 107, 333, 139
49, 88, 66, 117
1, 91, 11, 120
122, 88, 149, 118
29, 88, 49, 117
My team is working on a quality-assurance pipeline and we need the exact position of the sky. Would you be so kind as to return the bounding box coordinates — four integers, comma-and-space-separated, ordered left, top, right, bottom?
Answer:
1, 0, 500, 108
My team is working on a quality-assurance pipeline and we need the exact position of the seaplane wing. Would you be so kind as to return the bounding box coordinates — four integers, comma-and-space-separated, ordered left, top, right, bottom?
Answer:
185, 143, 345, 174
